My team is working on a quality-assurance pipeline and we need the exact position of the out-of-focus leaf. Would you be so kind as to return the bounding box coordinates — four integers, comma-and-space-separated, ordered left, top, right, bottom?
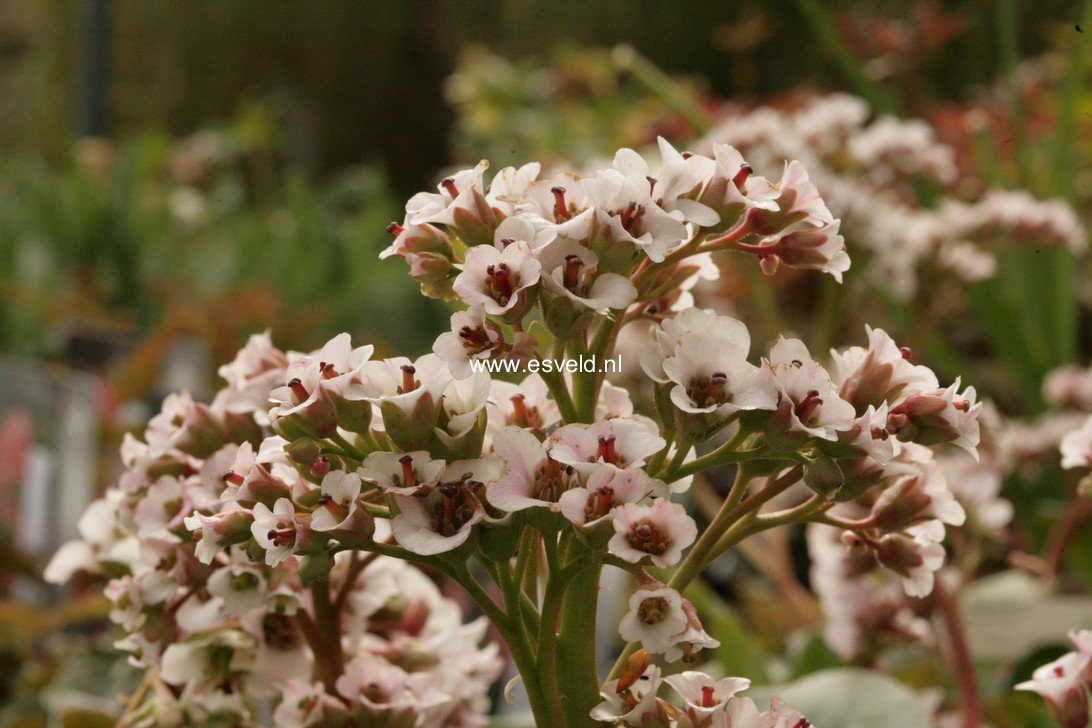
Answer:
745, 668, 931, 728
961, 570, 1092, 660
788, 633, 844, 679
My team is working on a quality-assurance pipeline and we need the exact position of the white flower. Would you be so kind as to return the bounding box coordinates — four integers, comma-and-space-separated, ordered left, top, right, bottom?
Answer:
608, 498, 697, 568
1015, 630, 1092, 726
873, 526, 946, 598
360, 450, 445, 495
539, 237, 638, 311
485, 374, 560, 437
558, 467, 665, 526
663, 332, 778, 416
744, 159, 835, 235
453, 240, 541, 316
887, 378, 982, 458
489, 427, 575, 512
665, 671, 750, 721
251, 498, 299, 566
549, 418, 666, 476
1061, 415, 1092, 469
618, 586, 688, 655
830, 326, 939, 411
311, 470, 362, 532
590, 664, 665, 726
765, 337, 857, 440
207, 565, 266, 616
433, 304, 505, 379
581, 166, 691, 263
391, 458, 501, 555
184, 507, 255, 565
639, 308, 752, 384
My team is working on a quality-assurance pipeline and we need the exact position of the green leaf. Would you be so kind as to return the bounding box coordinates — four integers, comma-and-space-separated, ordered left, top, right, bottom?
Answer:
745, 668, 931, 728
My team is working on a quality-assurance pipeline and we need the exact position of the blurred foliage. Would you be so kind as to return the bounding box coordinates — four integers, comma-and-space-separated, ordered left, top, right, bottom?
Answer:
0, 103, 447, 394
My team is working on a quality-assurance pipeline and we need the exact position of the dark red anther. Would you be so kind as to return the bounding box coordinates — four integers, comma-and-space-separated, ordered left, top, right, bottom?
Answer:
597, 435, 618, 464
287, 378, 310, 402
400, 364, 418, 393
459, 325, 488, 348
499, 237, 515, 248
563, 254, 583, 290
486, 263, 514, 299
870, 426, 890, 441
387, 222, 405, 236
319, 361, 338, 380
794, 389, 824, 423
953, 399, 970, 412
1054, 665, 1066, 677
646, 176, 657, 195
732, 164, 753, 192
441, 177, 459, 198
399, 454, 415, 489
681, 151, 694, 159
792, 720, 812, 728
222, 470, 245, 486
701, 685, 716, 708
551, 186, 571, 221
899, 346, 912, 360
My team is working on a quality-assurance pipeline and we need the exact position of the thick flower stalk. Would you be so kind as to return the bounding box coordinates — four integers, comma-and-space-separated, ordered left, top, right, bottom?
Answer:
48, 140, 983, 727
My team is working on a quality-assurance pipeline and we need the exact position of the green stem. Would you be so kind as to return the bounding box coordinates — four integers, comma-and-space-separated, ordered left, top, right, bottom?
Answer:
539, 555, 599, 727
454, 563, 554, 728
556, 551, 606, 727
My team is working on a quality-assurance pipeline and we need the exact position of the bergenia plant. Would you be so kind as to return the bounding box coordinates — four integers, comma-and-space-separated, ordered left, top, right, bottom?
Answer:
47, 139, 985, 727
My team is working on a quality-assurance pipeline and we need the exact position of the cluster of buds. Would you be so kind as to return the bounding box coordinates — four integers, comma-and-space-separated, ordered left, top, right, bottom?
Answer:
48, 142, 988, 727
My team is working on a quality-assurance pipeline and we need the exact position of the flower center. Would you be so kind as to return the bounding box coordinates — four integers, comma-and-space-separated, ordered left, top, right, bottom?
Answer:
627, 518, 669, 556
430, 478, 481, 537
583, 485, 615, 522
686, 372, 731, 408
486, 263, 515, 304
794, 389, 823, 425
636, 595, 671, 624
551, 186, 572, 222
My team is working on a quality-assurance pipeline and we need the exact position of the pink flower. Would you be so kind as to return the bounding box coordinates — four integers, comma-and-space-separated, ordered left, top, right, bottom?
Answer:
831, 326, 939, 412
310, 470, 362, 532
360, 451, 445, 495
1016, 630, 1092, 728
432, 304, 506, 379
549, 418, 666, 476
609, 499, 697, 568
453, 240, 541, 318
250, 498, 299, 566
558, 467, 665, 527
391, 458, 501, 555
764, 337, 857, 441
665, 671, 750, 722
488, 427, 575, 512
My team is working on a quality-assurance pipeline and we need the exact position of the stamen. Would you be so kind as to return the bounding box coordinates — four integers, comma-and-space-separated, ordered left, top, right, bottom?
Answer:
400, 364, 418, 393
222, 470, 245, 486
702, 685, 716, 708
486, 263, 514, 300
646, 176, 657, 195
386, 222, 404, 236
510, 394, 529, 426
794, 389, 823, 424
319, 362, 338, 380
732, 164, 753, 192
551, 186, 571, 221
399, 454, 416, 489
498, 237, 515, 248
597, 435, 617, 464
440, 177, 459, 198
563, 255, 583, 291
899, 346, 912, 360
287, 378, 309, 402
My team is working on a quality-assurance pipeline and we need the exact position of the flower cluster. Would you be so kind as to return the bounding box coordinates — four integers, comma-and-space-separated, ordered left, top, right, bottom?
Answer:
46, 332, 503, 727
697, 93, 1086, 298
48, 143, 987, 728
